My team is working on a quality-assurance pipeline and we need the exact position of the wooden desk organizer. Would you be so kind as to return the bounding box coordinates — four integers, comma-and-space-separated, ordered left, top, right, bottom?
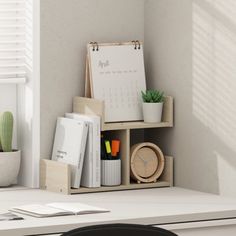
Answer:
40, 95, 174, 195
40, 156, 173, 195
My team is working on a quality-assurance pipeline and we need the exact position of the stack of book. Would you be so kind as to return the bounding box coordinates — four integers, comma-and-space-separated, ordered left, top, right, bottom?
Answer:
51, 113, 101, 188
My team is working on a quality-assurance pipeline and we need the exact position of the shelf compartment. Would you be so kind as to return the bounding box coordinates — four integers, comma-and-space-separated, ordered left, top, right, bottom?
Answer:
73, 96, 173, 131
102, 129, 130, 185
39, 156, 173, 195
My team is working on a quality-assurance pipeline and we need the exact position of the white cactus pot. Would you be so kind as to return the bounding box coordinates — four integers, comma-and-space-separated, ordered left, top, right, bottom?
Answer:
142, 102, 163, 123
0, 150, 21, 187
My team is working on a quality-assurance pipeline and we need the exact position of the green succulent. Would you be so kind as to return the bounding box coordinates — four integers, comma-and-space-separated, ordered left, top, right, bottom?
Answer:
141, 90, 165, 103
0, 111, 14, 152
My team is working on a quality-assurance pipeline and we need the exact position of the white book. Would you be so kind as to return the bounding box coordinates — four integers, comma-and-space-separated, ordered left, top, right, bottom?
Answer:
66, 113, 101, 187
51, 117, 88, 188
11, 202, 109, 218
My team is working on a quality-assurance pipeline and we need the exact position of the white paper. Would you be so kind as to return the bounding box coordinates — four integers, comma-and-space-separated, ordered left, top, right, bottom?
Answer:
47, 202, 109, 214
11, 203, 109, 218
11, 204, 69, 217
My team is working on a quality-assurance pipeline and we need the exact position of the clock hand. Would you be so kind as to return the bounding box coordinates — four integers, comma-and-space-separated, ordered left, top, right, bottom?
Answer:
137, 154, 146, 164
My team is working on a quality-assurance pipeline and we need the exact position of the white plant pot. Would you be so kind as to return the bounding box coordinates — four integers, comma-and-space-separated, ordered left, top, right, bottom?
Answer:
0, 150, 21, 187
142, 102, 163, 123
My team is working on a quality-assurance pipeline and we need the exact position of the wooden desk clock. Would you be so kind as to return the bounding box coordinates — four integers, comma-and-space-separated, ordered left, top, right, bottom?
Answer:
130, 142, 165, 183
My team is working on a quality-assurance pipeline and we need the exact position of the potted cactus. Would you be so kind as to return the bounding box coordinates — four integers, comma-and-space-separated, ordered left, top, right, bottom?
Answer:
0, 111, 21, 186
141, 90, 165, 123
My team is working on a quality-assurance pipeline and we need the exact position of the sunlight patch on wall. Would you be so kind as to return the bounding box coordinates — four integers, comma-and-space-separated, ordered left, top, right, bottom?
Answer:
193, 0, 236, 152
214, 0, 236, 25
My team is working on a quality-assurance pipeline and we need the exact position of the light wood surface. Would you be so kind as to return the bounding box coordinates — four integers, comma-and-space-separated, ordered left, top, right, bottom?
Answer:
46, 95, 174, 194
73, 96, 105, 129
40, 159, 71, 194
159, 155, 174, 186
39, 156, 173, 194
70, 182, 170, 194
73, 96, 173, 131
84, 54, 91, 98
103, 121, 172, 131
50, 95, 176, 194
87, 41, 144, 47
134, 147, 158, 178
162, 96, 173, 126
1, 187, 236, 235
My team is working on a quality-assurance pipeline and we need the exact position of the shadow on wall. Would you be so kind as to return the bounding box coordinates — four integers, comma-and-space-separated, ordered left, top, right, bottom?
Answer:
193, 0, 236, 195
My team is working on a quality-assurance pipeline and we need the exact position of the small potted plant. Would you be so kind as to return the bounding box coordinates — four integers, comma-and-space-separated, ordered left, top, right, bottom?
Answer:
0, 112, 21, 186
141, 90, 165, 123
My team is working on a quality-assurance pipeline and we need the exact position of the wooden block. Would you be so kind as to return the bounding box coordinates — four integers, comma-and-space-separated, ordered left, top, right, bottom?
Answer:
84, 54, 91, 98
73, 96, 105, 130
102, 121, 172, 131
70, 181, 170, 194
162, 96, 174, 126
159, 156, 174, 186
40, 159, 71, 194
118, 129, 130, 185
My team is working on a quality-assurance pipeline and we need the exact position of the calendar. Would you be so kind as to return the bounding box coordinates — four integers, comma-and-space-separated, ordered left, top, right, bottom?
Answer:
86, 42, 146, 123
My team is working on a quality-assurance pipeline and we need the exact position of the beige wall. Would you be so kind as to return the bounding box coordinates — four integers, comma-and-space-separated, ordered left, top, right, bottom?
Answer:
40, 0, 145, 158
40, 0, 236, 196
145, 0, 236, 196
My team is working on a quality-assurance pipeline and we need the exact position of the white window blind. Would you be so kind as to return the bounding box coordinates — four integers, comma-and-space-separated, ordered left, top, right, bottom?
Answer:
0, 0, 29, 84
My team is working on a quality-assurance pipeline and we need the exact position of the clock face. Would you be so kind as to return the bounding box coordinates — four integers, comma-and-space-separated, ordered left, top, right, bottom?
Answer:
133, 147, 158, 178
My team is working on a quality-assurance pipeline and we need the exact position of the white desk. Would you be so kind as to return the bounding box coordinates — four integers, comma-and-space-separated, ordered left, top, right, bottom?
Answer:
1, 187, 236, 236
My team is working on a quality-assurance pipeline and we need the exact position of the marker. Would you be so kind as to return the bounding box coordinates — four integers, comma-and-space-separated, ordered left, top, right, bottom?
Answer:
105, 140, 112, 159
111, 140, 120, 157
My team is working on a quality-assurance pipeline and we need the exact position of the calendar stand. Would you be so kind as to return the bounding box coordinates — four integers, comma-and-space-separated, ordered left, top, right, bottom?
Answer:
85, 41, 147, 123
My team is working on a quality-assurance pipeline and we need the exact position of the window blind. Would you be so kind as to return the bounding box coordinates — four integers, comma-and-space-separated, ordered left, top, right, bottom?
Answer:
0, 0, 27, 83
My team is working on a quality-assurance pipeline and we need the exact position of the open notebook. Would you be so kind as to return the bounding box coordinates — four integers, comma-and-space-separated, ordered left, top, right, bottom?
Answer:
10, 202, 109, 218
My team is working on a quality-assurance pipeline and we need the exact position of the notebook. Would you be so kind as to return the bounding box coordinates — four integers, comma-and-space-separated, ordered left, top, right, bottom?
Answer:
51, 117, 88, 188
10, 202, 109, 218
66, 113, 101, 188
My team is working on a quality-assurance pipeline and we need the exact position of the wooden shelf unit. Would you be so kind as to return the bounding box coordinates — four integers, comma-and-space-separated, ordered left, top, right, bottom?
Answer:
73, 96, 173, 131
39, 96, 174, 195
40, 156, 173, 195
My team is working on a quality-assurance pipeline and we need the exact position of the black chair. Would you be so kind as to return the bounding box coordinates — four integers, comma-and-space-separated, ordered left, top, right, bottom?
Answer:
61, 223, 177, 236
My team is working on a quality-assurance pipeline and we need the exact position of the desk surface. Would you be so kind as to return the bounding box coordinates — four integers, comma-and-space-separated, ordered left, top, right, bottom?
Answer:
1, 187, 236, 235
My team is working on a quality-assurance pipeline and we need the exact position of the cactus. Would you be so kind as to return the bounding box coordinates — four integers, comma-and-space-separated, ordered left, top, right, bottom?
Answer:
0, 112, 13, 152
